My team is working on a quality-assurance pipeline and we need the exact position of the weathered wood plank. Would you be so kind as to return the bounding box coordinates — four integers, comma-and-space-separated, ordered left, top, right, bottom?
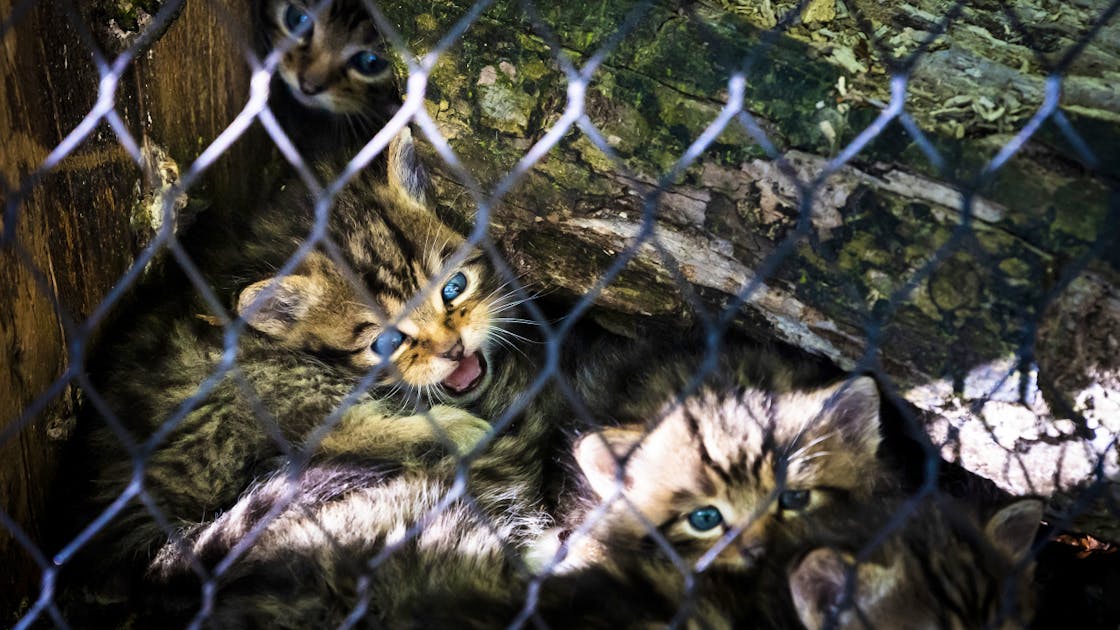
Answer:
0, 0, 258, 615
1, 0, 139, 614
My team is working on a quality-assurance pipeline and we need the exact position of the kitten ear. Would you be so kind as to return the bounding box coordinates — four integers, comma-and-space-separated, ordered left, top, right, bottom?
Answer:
790, 548, 900, 630
388, 125, 431, 207
984, 499, 1043, 563
789, 548, 854, 630
816, 376, 881, 456
237, 275, 321, 337
573, 427, 645, 501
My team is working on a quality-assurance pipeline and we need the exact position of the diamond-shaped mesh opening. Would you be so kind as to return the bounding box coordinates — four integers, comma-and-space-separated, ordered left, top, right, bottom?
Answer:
3, 0, 1118, 628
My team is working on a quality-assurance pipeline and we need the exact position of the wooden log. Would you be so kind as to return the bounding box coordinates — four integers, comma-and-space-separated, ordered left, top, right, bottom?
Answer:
377, 0, 1120, 534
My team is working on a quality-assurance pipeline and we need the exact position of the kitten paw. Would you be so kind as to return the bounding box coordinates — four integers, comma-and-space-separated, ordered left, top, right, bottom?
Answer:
422, 405, 493, 455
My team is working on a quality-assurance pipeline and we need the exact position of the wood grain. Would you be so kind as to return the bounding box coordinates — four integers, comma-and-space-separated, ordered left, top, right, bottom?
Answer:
0, 0, 256, 616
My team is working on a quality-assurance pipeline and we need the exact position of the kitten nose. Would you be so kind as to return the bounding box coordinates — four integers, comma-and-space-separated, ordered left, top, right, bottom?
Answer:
440, 339, 464, 361
299, 77, 325, 95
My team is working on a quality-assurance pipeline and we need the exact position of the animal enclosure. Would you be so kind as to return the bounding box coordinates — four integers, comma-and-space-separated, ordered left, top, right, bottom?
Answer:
2, 0, 1119, 627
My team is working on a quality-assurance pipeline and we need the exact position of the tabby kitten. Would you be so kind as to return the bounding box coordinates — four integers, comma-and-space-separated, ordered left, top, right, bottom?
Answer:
224, 130, 498, 402
789, 497, 1043, 630
253, 0, 401, 152
551, 373, 887, 576
63, 129, 515, 609
140, 366, 565, 628
395, 344, 892, 629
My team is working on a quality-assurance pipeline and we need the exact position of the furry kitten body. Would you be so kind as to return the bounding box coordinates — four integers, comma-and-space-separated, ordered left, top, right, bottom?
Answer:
138, 358, 574, 627
59, 131, 525, 616
387, 341, 892, 629
531, 342, 1040, 629
253, 0, 400, 154
789, 496, 1043, 629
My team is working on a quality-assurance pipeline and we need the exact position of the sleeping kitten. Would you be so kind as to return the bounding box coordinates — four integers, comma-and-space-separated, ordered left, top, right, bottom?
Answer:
383, 342, 890, 629
139, 367, 566, 628
789, 497, 1042, 630
253, 0, 401, 153
60, 129, 522, 613
552, 372, 888, 576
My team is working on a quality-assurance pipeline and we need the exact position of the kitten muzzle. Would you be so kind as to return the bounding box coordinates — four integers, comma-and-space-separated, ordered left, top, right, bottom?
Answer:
441, 351, 486, 395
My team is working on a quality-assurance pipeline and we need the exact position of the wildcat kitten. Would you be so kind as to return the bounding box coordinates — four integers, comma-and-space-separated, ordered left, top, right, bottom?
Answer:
60, 129, 518, 613
222, 130, 494, 401
382, 341, 889, 629
552, 373, 887, 575
789, 497, 1043, 630
139, 364, 566, 628
253, 0, 401, 152
514, 368, 888, 629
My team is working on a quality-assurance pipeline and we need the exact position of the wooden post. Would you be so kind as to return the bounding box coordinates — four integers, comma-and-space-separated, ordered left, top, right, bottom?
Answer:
0, 0, 259, 615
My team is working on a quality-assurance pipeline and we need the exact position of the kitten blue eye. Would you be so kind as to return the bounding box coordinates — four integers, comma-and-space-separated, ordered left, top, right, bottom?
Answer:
441, 272, 467, 303
778, 490, 811, 511
373, 328, 404, 358
350, 51, 388, 76
686, 506, 723, 532
283, 4, 311, 34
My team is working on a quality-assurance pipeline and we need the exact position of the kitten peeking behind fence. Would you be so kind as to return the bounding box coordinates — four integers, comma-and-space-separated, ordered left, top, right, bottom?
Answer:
253, 0, 402, 154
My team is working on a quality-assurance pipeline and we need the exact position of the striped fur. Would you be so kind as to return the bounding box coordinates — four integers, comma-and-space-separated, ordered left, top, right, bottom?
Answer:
60, 129, 530, 617
554, 373, 888, 576
140, 381, 564, 627
790, 497, 1042, 630
508, 343, 893, 628
253, 0, 401, 153
383, 342, 889, 629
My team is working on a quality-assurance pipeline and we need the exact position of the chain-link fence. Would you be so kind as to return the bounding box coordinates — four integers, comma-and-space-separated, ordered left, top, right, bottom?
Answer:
3, 0, 1119, 627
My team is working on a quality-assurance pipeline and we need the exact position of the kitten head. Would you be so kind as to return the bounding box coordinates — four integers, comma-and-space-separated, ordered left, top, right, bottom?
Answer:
236, 130, 505, 403
789, 498, 1043, 630
259, 0, 396, 116
571, 376, 884, 571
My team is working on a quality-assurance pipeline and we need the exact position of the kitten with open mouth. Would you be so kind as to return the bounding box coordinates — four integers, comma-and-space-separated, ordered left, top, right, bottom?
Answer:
227, 130, 525, 407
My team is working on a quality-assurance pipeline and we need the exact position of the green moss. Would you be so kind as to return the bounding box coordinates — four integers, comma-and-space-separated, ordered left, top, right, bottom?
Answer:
518, 59, 552, 82
997, 256, 1031, 279
571, 136, 616, 174
837, 231, 892, 271
1050, 180, 1107, 242
928, 257, 980, 312
477, 83, 535, 134
415, 13, 438, 33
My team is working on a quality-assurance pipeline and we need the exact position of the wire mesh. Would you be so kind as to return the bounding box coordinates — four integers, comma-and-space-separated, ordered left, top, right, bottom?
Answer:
2, 0, 1119, 628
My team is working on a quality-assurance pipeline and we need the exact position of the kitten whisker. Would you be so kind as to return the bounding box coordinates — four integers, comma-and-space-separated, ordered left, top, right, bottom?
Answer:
792, 450, 832, 463
485, 286, 530, 306
490, 317, 544, 327
786, 431, 838, 461
485, 332, 530, 360
490, 295, 539, 313
784, 428, 837, 459
489, 328, 540, 345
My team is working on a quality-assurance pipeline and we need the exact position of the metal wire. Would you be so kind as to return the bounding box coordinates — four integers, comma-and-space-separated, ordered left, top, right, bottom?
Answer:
2, 0, 1118, 628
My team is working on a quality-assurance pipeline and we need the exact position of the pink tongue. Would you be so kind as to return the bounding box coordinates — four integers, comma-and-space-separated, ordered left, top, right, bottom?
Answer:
443, 352, 483, 392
